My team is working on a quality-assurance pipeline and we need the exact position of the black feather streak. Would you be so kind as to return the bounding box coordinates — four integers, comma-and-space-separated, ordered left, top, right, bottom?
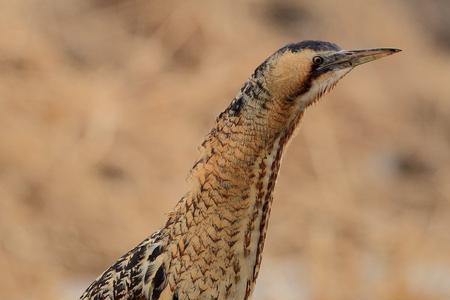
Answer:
128, 245, 146, 269
149, 245, 162, 261
151, 265, 166, 300
173, 291, 179, 300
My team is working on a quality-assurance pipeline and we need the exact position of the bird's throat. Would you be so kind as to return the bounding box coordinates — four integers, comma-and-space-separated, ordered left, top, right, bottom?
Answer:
166, 110, 304, 298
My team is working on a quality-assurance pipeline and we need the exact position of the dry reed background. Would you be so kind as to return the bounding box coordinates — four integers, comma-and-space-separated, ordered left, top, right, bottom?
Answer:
1, 0, 450, 299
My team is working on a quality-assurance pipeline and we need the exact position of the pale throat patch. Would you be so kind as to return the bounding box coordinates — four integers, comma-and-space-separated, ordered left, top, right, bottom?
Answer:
297, 67, 352, 109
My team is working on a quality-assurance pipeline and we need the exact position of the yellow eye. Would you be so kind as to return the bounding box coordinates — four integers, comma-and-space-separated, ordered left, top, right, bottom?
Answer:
312, 56, 324, 65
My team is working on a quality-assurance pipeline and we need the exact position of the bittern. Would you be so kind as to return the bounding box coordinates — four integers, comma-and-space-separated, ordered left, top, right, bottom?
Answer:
80, 40, 400, 300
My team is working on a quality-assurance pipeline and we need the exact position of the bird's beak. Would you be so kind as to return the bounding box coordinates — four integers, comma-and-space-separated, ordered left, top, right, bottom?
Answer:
320, 48, 401, 71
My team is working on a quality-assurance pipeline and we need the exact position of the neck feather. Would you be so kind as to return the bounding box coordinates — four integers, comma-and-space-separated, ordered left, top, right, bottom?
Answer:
164, 104, 304, 296
160, 60, 305, 297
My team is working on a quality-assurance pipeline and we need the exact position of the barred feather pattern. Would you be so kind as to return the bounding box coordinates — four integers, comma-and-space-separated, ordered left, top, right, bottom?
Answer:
80, 43, 342, 300
80, 231, 170, 300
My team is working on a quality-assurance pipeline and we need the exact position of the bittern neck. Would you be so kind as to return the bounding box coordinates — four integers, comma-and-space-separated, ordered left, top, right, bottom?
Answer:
189, 108, 303, 219
165, 106, 304, 297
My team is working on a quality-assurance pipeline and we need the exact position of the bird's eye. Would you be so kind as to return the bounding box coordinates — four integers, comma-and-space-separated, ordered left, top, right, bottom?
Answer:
312, 56, 324, 65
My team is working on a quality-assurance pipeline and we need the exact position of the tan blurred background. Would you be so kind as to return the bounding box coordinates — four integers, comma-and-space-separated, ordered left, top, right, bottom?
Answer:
1, 0, 450, 299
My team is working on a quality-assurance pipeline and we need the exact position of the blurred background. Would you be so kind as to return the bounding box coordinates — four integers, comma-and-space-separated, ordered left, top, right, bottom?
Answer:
1, 0, 450, 299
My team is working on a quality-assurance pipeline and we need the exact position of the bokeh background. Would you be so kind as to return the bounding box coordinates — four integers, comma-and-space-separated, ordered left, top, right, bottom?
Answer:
1, 0, 450, 299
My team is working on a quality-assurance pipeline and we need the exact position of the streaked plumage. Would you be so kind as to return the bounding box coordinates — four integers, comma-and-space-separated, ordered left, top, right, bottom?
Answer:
80, 40, 400, 300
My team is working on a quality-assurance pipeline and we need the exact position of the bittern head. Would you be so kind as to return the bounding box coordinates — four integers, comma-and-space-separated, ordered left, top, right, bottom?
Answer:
230, 40, 401, 141
263, 40, 400, 109
215, 40, 401, 152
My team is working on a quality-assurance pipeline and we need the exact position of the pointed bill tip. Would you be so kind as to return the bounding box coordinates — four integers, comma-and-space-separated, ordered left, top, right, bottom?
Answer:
337, 47, 402, 67
384, 48, 402, 55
